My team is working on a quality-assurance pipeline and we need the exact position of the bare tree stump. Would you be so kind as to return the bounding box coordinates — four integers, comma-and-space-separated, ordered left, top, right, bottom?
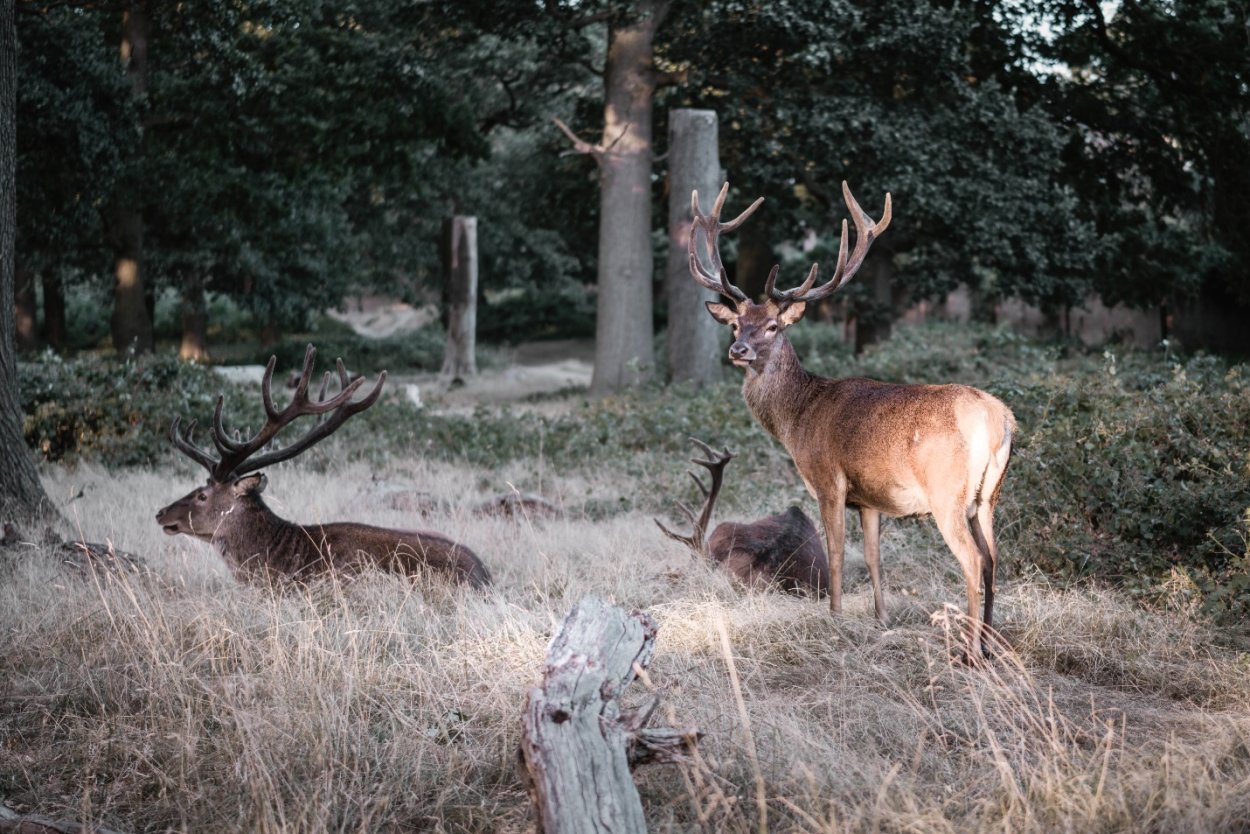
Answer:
520, 595, 697, 834
439, 215, 478, 380
665, 108, 725, 387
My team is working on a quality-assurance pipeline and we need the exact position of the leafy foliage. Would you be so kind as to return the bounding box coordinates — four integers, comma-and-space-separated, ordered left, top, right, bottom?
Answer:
18, 352, 262, 468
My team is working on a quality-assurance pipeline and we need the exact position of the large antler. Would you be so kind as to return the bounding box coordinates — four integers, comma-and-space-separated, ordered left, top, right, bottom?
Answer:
766, 181, 892, 304
688, 183, 764, 302
653, 438, 734, 556
170, 344, 387, 482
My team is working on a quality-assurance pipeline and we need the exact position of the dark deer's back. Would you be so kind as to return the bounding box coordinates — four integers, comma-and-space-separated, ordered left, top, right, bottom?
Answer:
708, 506, 829, 596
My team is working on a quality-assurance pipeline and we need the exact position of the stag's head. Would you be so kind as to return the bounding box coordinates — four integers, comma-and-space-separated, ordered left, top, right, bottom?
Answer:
156, 345, 386, 541
689, 182, 892, 372
156, 473, 267, 541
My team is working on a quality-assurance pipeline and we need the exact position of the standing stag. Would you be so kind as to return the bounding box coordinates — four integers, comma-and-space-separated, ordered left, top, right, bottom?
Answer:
156, 345, 490, 587
689, 182, 1015, 659
654, 438, 829, 595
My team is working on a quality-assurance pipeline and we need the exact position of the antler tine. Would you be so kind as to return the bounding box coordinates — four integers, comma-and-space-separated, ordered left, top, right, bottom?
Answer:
169, 417, 218, 475
229, 369, 386, 477
688, 182, 763, 303
686, 470, 710, 498
653, 517, 698, 551
200, 343, 387, 481
768, 182, 892, 304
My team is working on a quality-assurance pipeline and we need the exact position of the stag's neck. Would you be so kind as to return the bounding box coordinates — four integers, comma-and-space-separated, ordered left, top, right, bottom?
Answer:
741, 336, 817, 444
210, 496, 309, 575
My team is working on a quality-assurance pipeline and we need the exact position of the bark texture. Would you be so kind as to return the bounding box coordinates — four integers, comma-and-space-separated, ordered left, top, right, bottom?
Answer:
439, 216, 478, 379
665, 108, 724, 386
520, 595, 696, 834
590, 6, 664, 393
0, 0, 54, 523
41, 273, 64, 349
178, 274, 209, 362
14, 261, 36, 350
109, 7, 153, 354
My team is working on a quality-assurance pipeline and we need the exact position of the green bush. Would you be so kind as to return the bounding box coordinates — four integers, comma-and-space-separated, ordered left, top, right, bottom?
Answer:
19, 351, 262, 467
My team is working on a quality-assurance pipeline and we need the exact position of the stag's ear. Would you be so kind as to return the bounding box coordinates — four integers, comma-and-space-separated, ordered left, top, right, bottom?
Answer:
232, 473, 267, 495
778, 300, 807, 327
705, 300, 739, 325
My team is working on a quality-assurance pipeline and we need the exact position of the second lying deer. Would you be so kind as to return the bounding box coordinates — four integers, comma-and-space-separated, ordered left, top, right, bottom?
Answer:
156, 346, 490, 587
655, 438, 829, 595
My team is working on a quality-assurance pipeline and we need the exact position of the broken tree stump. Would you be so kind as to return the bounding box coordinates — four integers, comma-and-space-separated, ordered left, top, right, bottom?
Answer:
519, 595, 697, 834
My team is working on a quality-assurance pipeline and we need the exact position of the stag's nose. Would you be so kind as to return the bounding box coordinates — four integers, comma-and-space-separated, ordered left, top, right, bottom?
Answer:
729, 341, 755, 362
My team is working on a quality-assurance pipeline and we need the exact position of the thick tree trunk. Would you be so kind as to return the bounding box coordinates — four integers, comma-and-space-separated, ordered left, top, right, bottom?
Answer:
735, 216, 773, 302
520, 595, 697, 834
109, 6, 152, 355
590, 6, 664, 394
852, 254, 897, 353
41, 272, 64, 349
665, 109, 724, 386
439, 216, 478, 379
179, 274, 209, 362
13, 260, 36, 351
0, 0, 54, 523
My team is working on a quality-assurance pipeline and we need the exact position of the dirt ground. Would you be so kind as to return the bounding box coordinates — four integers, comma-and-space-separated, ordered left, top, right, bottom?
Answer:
330, 296, 594, 412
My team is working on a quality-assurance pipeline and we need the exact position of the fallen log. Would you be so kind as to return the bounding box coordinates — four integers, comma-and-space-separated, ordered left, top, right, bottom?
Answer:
519, 595, 697, 834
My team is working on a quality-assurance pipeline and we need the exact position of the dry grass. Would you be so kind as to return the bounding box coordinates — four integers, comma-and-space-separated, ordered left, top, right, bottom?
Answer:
2, 459, 1249, 833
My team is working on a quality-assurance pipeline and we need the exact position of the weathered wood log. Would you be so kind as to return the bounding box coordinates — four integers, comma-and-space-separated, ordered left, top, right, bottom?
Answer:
439, 215, 478, 380
520, 595, 698, 834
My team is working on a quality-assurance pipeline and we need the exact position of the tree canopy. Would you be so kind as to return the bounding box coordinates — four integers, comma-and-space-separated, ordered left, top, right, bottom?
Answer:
12, 0, 1249, 353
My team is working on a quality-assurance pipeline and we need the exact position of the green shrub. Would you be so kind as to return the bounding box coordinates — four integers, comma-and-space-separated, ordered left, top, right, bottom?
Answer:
19, 351, 262, 467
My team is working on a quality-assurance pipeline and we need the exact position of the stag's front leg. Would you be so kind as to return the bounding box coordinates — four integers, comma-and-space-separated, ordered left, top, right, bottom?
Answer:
818, 484, 848, 615
860, 507, 888, 624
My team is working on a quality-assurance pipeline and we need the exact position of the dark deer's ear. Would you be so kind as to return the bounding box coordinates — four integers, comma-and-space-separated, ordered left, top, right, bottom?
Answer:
232, 473, 268, 495
778, 300, 807, 327
706, 300, 739, 325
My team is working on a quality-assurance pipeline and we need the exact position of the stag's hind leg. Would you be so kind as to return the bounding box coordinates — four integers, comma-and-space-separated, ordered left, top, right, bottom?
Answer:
968, 502, 999, 630
932, 501, 989, 661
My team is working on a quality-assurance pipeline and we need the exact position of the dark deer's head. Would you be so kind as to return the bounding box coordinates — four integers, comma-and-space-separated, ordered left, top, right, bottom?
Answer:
156, 345, 385, 542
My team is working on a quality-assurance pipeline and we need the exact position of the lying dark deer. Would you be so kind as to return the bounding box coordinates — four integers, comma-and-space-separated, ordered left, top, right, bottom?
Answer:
156, 345, 490, 587
654, 438, 829, 595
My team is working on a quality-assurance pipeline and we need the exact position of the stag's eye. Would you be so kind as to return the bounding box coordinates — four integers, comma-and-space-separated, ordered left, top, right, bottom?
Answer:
196, 493, 208, 503
766, 323, 779, 334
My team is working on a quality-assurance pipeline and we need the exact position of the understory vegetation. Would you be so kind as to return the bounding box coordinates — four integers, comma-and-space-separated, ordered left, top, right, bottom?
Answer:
3, 323, 1249, 832
18, 324, 1250, 625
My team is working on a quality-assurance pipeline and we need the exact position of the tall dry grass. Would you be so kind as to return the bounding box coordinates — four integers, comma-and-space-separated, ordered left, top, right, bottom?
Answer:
2, 459, 1248, 833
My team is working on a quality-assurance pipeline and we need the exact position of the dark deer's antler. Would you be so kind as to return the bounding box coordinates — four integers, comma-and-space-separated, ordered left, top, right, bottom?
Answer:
688, 183, 764, 302
170, 344, 387, 482
654, 438, 734, 556
766, 181, 892, 304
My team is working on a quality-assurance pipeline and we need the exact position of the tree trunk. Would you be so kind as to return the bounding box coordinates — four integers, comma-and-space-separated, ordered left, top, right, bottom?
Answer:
41, 272, 64, 349
0, 0, 55, 523
520, 595, 697, 834
665, 109, 723, 386
179, 274, 210, 362
13, 260, 36, 351
439, 216, 478, 379
109, 6, 152, 355
589, 4, 666, 394
852, 253, 897, 353
734, 215, 773, 302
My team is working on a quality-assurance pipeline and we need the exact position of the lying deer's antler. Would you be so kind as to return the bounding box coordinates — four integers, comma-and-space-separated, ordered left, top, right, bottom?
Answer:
170, 344, 386, 482
654, 437, 734, 556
